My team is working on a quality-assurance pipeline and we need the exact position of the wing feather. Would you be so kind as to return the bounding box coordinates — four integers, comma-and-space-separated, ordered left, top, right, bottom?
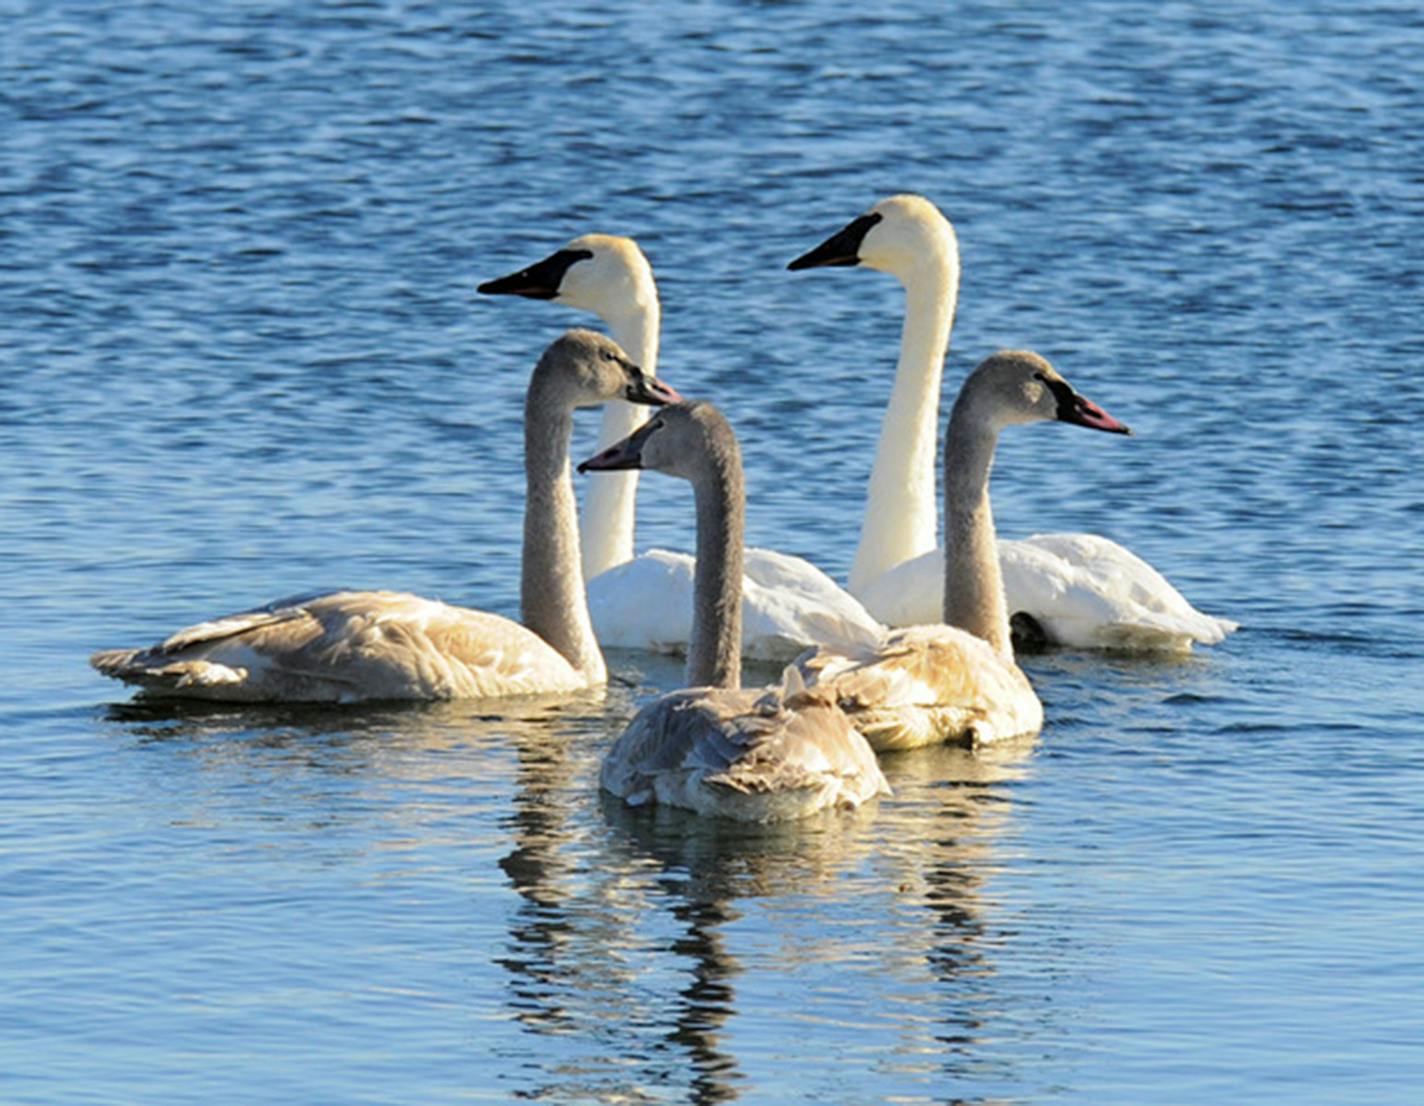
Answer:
794, 625, 1043, 751
600, 681, 889, 822
92, 590, 587, 703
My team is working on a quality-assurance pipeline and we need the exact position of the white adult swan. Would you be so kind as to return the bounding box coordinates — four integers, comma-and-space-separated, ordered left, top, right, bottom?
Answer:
480, 234, 883, 661
580, 402, 889, 821
795, 351, 1132, 750
789, 194, 1237, 652
91, 330, 680, 703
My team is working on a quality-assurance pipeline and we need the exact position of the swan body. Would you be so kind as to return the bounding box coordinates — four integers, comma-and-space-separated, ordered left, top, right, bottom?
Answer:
588, 547, 884, 660
794, 351, 1132, 750
581, 402, 889, 820
795, 624, 1042, 751
90, 590, 593, 703
790, 194, 1235, 651
92, 330, 680, 703
481, 234, 884, 662
600, 675, 887, 820
857, 534, 1238, 652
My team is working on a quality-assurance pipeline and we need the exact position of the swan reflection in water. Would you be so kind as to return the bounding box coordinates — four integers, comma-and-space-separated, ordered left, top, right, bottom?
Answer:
103, 689, 608, 783
498, 661, 1044, 1104
102, 667, 1049, 1103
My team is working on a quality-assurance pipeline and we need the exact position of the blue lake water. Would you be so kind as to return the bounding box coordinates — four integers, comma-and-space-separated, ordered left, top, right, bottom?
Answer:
3, 1, 1422, 1102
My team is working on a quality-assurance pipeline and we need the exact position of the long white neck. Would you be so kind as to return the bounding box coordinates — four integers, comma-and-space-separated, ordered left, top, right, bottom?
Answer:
580, 297, 660, 580
848, 250, 959, 595
685, 425, 744, 690
521, 390, 606, 685
941, 393, 1011, 660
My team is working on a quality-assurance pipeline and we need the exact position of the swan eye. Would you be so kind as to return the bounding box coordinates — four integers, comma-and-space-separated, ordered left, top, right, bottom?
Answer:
1032, 370, 1062, 398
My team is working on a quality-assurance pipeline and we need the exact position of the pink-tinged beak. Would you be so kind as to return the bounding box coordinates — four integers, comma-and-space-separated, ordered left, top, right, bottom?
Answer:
1063, 390, 1132, 435
635, 376, 682, 407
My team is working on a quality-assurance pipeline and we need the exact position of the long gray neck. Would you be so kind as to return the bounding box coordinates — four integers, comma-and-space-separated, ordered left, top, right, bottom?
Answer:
942, 392, 1011, 659
520, 383, 606, 684
685, 428, 744, 690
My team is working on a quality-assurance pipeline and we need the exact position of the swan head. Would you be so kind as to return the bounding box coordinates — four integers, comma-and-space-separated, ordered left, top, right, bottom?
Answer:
479, 234, 654, 321
961, 350, 1132, 435
787, 194, 958, 283
577, 401, 736, 481
534, 329, 680, 410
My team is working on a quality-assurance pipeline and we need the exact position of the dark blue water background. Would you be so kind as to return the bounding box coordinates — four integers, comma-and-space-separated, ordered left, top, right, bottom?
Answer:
3, 2, 1422, 1103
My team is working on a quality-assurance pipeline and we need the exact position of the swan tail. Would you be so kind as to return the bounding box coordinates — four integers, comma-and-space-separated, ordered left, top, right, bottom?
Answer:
91, 648, 250, 696
90, 647, 143, 677
1092, 613, 1238, 652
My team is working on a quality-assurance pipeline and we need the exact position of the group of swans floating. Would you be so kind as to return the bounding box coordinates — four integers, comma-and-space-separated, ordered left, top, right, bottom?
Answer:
93, 195, 1236, 822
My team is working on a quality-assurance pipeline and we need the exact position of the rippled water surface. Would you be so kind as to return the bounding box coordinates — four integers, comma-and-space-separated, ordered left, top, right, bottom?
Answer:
4, 2, 1422, 1103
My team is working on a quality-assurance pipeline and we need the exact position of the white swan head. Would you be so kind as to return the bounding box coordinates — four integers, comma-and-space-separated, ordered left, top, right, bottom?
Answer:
788, 194, 958, 284
961, 350, 1133, 436
533, 328, 679, 409
479, 234, 655, 322
577, 400, 732, 481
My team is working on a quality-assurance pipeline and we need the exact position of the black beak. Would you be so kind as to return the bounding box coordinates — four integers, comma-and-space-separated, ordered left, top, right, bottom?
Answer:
787, 212, 884, 270
578, 437, 644, 473
477, 248, 593, 300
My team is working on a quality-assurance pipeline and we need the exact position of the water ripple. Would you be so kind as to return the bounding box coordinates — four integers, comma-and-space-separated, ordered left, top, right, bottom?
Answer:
4, 1, 1424, 1103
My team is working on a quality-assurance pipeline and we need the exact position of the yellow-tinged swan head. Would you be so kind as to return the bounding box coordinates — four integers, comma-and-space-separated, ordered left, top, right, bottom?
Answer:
479, 233, 654, 318
788, 193, 959, 283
